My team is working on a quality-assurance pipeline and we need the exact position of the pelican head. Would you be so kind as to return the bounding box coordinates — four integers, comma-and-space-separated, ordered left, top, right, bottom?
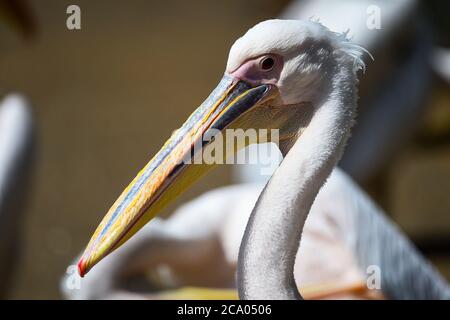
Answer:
78, 19, 365, 276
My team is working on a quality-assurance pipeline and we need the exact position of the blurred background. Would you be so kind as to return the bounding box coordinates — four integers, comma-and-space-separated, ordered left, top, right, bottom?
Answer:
0, 0, 450, 299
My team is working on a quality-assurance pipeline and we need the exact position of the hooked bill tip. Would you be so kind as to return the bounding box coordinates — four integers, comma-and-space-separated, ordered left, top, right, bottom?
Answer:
77, 258, 86, 278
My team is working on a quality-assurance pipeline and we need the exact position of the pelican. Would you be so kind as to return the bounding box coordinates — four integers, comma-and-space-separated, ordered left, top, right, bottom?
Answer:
74, 20, 450, 300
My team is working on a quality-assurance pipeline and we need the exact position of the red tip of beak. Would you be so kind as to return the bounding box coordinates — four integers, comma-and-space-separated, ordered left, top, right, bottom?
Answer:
77, 258, 86, 278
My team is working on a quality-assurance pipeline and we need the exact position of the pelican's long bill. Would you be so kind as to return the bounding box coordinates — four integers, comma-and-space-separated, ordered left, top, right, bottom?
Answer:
78, 75, 277, 276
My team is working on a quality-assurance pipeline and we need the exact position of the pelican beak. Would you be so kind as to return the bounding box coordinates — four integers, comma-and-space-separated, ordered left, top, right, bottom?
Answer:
78, 75, 277, 276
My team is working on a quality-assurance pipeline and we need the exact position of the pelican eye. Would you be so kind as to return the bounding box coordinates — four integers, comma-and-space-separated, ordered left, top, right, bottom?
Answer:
260, 56, 275, 71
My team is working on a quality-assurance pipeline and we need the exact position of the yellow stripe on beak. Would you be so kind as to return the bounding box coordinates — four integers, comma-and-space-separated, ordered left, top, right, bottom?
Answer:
78, 75, 275, 276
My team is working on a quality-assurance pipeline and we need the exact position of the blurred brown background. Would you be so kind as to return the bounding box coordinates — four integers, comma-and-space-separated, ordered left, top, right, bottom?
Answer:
1, 0, 450, 299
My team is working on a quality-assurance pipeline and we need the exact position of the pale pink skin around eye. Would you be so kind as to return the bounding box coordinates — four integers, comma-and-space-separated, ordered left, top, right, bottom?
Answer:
227, 54, 284, 87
